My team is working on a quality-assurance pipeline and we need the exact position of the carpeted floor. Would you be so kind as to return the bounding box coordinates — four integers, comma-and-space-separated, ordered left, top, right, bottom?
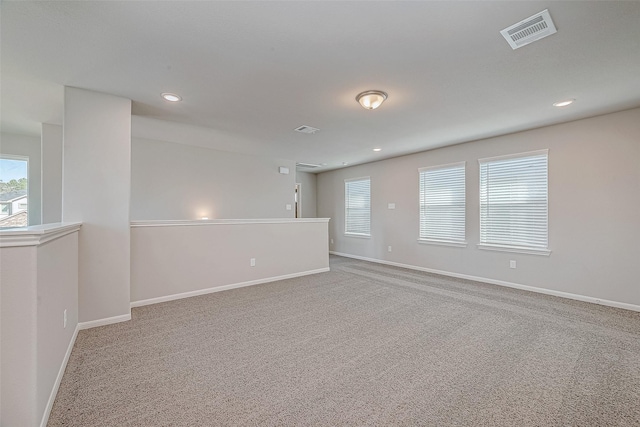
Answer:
48, 255, 640, 426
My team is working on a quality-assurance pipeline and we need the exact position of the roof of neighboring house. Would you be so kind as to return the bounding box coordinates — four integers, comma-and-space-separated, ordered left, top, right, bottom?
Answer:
0, 210, 28, 228
0, 190, 27, 202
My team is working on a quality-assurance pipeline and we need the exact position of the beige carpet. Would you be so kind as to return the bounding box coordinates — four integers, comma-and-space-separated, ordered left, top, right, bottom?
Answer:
48, 255, 640, 426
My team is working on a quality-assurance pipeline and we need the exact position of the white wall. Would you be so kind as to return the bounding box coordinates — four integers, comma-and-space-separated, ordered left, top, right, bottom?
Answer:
0, 245, 37, 427
131, 138, 296, 220
130, 219, 329, 305
41, 123, 63, 224
318, 108, 640, 307
63, 87, 131, 324
36, 232, 79, 425
296, 171, 317, 218
0, 132, 42, 226
0, 224, 80, 427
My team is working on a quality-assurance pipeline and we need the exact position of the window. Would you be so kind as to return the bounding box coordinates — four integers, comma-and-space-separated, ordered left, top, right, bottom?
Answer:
0, 156, 29, 228
479, 150, 549, 255
345, 177, 371, 236
419, 162, 466, 246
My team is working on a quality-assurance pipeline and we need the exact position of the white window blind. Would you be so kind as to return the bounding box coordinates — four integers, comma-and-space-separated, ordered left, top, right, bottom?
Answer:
345, 177, 371, 236
479, 150, 548, 252
419, 162, 466, 244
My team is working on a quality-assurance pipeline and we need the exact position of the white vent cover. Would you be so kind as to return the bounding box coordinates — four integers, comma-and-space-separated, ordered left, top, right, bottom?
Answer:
500, 9, 557, 50
296, 162, 322, 169
294, 125, 320, 134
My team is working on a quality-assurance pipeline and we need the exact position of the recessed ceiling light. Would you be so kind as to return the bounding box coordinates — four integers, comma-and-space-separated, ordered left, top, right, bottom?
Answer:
161, 93, 182, 102
342, 162, 349, 166
553, 99, 575, 107
373, 148, 382, 152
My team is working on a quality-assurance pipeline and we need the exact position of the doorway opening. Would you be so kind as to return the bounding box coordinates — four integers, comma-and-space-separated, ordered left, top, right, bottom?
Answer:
295, 183, 301, 218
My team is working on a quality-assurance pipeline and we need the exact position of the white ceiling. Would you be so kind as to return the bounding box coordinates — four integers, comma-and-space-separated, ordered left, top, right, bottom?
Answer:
2, 1, 640, 172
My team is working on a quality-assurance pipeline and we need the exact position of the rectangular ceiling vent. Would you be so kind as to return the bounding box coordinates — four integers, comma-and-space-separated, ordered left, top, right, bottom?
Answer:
296, 162, 322, 169
294, 125, 320, 134
500, 9, 557, 50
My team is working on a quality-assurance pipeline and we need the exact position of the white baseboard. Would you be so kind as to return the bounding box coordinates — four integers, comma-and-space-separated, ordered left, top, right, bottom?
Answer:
40, 323, 80, 427
330, 251, 640, 313
130, 267, 331, 308
78, 313, 132, 330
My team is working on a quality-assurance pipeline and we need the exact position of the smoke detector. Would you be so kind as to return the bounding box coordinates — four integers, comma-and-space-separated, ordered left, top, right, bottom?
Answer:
500, 9, 557, 50
294, 125, 320, 134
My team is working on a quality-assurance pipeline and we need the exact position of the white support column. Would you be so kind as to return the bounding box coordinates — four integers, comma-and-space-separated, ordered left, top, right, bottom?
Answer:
42, 123, 63, 224
63, 87, 132, 323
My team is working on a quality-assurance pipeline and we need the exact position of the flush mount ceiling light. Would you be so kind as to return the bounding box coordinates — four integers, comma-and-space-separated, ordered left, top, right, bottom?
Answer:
356, 90, 388, 110
161, 92, 182, 102
553, 99, 575, 107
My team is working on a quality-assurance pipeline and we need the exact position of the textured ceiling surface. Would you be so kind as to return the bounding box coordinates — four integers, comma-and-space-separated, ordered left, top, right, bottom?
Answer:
2, 1, 640, 171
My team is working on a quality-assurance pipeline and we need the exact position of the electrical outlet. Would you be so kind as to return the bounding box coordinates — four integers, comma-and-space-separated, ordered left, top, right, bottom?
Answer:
510, 260, 517, 269
250, 258, 256, 267
63, 309, 67, 328
388, 246, 392, 252
330, 238, 334, 244
286, 204, 292, 211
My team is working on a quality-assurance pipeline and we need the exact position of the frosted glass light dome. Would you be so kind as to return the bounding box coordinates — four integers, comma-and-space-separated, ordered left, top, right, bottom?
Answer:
356, 90, 388, 110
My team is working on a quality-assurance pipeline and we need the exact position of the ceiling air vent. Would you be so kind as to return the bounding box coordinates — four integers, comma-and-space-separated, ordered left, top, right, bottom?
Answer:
294, 125, 320, 134
500, 9, 557, 50
296, 162, 322, 169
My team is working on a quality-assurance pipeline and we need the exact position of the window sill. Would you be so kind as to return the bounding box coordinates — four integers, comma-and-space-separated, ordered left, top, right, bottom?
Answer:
477, 243, 551, 256
345, 233, 371, 239
418, 239, 467, 248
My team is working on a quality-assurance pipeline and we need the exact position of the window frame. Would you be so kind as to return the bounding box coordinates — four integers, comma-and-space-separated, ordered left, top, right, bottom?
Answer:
418, 161, 467, 247
344, 176, 371, 238
477, 149, 550, 256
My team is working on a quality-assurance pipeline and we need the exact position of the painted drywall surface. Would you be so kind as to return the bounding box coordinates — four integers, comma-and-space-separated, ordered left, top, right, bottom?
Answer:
296, 171, 317, 218
317, 108, 640, 306
63, 87, 131, 323
130, 220, 329, 303
0, 132, 42, 226
131, 138, 297, 220
42, 123, 63, 224
36, 232, 78, 424
0, 246, 38, 427
0, 227, 80, 426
